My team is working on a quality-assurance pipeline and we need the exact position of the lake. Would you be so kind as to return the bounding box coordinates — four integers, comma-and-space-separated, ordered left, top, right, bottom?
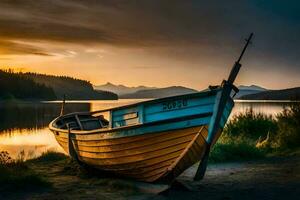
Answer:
0, 99, 296, 160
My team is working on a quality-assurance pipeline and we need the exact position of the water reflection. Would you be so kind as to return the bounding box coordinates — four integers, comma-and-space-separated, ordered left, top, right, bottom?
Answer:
0, 102, 90, 131
232, 100, 293, 117
0, 99, 295, 160
0, 128, 63, 159
0, 102, 90, 159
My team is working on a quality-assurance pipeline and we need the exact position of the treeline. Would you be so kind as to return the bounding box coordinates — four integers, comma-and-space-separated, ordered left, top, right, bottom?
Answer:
0, 70, 118, 100
240, 87, 300, 100
0, 70, 56, 100
23, 72, 118, 100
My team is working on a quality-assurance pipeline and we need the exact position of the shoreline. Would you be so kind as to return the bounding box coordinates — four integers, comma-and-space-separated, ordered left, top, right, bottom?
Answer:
1, 153, 299, 200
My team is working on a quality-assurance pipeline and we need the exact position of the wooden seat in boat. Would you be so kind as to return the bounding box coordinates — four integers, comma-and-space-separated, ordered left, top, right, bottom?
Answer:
55, 114, 109, 131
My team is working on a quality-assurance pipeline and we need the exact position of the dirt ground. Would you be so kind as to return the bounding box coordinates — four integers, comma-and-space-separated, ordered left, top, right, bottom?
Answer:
2, 156, 300, 200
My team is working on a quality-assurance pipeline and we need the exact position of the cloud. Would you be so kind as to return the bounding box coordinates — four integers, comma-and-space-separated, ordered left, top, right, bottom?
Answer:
0, 0, 299, 71
0, 40, 52, 56
0, 0, 279, 46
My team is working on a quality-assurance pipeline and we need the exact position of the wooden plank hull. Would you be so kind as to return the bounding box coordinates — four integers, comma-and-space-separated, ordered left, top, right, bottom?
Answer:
49, 89, 234, 183
53, 125, 208, 182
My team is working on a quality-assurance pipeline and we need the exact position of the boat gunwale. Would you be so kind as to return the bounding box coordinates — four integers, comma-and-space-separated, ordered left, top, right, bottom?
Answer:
71, 88, 220, 115
49, 111, 213, 135
49, 89, 220, 132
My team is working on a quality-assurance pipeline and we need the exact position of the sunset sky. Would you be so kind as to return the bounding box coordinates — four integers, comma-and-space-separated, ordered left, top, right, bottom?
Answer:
0, 0, 299, 90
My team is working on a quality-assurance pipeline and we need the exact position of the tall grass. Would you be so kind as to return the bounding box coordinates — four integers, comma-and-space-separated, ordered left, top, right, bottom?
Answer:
223, 108, 277, 139
0, 151, 51, 193
274, 104, 300, 149
209, 138, 265, 163
30, 151, 67, 163
210, 103, 300, 163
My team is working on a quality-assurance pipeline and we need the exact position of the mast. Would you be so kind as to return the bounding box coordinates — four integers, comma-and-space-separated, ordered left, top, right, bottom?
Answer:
227, 33, 253, 84
194, 33, 254, 180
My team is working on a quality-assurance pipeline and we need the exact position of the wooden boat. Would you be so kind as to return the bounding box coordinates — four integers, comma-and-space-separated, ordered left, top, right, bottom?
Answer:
49, 33, 253, 183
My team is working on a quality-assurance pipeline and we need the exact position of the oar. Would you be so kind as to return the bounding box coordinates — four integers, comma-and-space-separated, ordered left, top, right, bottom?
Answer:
194, 33, 254, 181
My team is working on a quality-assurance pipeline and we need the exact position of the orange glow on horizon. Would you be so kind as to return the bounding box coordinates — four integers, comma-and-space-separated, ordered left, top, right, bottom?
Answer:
1, 41, 300, 90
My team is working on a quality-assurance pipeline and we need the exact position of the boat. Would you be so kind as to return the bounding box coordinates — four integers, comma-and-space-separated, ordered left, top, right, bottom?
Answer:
49, 33, 254, 183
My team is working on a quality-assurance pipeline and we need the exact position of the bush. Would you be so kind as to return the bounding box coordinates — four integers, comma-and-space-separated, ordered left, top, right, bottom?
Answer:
0, 151, 50, 193
209, 136, 265, 163
210, 104, 300, 163
223, 109, 277, 140
0, 151, 12, 166
274, 103, 300, 149
30, 151, 67, 163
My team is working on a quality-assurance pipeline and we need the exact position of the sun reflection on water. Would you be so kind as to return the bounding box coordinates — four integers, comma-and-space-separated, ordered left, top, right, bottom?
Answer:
0, 128, 64, 160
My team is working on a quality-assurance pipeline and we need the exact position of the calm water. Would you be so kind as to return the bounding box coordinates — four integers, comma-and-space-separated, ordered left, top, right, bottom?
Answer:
0, 99, 296, 160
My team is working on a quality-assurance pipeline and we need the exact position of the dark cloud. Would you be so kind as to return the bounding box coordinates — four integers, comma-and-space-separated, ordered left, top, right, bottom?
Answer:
0, 40, 51, 56
0, 0, 299, 70
0, 0, 287, 45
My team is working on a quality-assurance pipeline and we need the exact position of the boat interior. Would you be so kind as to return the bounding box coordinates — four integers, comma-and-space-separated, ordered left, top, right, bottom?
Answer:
54, 113, 109, 131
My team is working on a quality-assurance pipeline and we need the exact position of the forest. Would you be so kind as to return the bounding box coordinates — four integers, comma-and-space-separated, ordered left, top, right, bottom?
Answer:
0, 70, 56, 100
23, 72, 118, 100
0, 70, 118, 100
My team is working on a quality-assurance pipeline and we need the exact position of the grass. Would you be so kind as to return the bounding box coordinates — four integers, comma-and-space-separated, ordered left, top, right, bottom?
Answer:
209, 137, 266, 163
209, 103, 300, 163
0, 151, 51, 194
29, 151, 67, 163
223, 108, 277, 139
0, 150, 68, 196
273, 104, 300, 149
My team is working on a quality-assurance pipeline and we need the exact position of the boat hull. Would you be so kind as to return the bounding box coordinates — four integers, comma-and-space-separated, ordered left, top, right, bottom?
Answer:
54, 125, 209, 182
49, 89, 234, 182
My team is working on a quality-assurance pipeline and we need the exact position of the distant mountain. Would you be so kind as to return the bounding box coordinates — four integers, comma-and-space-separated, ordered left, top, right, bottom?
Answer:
94, 82, 156, 96
120, 86, 198, 99
239, 87, 300, 100
24, 73, 118, 100
236, 85, 267, 99
238, 85, 266, 91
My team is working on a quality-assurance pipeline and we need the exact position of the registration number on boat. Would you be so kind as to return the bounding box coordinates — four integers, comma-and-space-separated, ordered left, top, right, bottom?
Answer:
162, 99, 188, 111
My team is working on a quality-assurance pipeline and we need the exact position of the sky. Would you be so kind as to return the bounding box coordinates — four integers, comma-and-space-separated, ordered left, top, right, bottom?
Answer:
0, 0, 299, 90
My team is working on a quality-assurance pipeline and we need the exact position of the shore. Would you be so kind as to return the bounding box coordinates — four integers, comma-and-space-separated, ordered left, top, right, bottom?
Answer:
1, 154, 299, 200
161, 155, 300, 200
